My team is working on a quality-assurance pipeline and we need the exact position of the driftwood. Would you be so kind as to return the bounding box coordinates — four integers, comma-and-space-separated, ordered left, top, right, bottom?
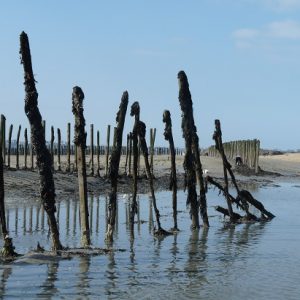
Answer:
215, 206, 243, 220
20, 31, 62, 251
72, 86, 90, 247
163, 110, 178, 230
105, 91, 128, 243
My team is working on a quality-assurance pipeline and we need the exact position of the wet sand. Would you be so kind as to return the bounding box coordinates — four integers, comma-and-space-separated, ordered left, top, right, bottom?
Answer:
4, 153, 300, 203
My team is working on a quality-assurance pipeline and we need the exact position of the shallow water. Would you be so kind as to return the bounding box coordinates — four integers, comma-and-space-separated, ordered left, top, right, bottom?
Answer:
0, 183, 300, 299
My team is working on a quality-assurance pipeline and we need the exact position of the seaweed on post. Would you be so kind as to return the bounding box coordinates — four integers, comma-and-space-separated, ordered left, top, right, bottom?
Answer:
163, 110, 178, 231
19, 31, 63, 251
105, 91, 128, 243
177, 71, 200, 229
72, 86, 91, 247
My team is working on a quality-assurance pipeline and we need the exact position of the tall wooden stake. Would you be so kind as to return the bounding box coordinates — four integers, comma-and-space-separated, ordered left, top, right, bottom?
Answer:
57, 128, 61, 171
130, 102, 140, 236
24, 128, 28, 169
72, 86, 90, 247
20, 31, 62, 250
16, 125, 21, 170
50, 126, 54, 170
0, 143, 16, 257
67, 122, 71, 172
7, 125, 13, 169
177, 71, 201, 229
0, 115, 6, 166
96, 130, 100, 177
163, 110, 178, 230
105, 91, 128, 243
90, 124, 94, 175
105, 125, 111, 177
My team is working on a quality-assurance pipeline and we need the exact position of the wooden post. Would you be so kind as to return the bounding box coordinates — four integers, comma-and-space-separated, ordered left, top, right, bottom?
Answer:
0, 115, 6, 165
137, 120, 170, 235
24, 128, 28, 169
57, 128, 61, 171
150, 128, 156, 175
163, 110, 178, 231
20, 31, 62, 250
213, 120, 235, 222
42, 120, 46, 141
50, 126, 54, 170
72, 86, 90, 247
67, 122, 71, 172
105, 125, 111, 177
177, 71, 201, 229
16, 125, 21, 170
124, 133, 130, 174
7, 125, 13, 169
0, 142, 16, 257
90, 124, 94, 175
105, 91, 128, 243
128, 132, 132, 176
30, 139, 34, 170
129, 102, 140, 236
96, 130, 100, 177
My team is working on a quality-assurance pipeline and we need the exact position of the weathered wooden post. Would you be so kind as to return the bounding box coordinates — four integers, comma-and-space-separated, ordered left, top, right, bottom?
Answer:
151, 128, 156, 175
0, 143, 16, 257
90, 124, 94, 175
67, 122, 71, 172
50, 126, 54, 169
163, 110, 178, 231
20, 31, 62, 250
213, 120, 235, 222
124, 133, 130, 174
128, 132, 132, 176
24, 128, 28, 169
57, 128, 61, 171
72, 86, 90, 247
7, 125, 13, 169
105, 91, 128, 243
130, 102, 140, 235
0, 115, 6, 166
96, 130, 100, 176
177, 70, 205, 228
105, 125, 111, 177
16, 125, 21, 170
30, 140, 34, 170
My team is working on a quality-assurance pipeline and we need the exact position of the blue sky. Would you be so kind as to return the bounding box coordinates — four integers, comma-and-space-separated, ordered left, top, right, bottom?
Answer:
1, 0, 300, 150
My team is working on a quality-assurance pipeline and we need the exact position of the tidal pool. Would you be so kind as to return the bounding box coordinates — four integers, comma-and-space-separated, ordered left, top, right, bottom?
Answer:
0, 183, 299, 299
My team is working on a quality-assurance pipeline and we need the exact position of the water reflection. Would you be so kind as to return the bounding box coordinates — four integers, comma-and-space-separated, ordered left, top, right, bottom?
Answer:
77, 256, 91, 298
37, 262, 59, 298
0, 188, 298, 299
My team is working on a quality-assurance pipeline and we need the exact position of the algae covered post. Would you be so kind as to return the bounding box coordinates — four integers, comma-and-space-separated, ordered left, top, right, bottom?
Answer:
163, 110, 178, 231
72, 86, 91, 247
19, 31, 62, 251
178, 71, 201, 228
105, 91, 128, 243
